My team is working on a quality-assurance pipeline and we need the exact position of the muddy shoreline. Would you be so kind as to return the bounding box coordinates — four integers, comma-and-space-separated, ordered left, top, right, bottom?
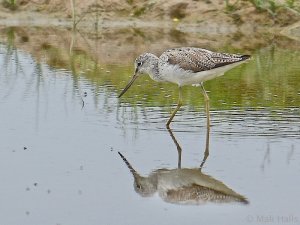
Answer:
0, 0, 299, 67
0, 0, 299, 36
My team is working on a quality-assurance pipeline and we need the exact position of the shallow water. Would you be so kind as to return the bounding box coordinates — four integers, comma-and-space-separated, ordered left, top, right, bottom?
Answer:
0, 27, 300, 225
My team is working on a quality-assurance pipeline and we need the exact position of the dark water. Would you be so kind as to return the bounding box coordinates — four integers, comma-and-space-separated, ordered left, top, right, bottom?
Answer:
0, 27, 300, 225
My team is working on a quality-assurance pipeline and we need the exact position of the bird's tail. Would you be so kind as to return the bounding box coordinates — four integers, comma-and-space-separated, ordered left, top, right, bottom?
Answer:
241, 55, 251, 60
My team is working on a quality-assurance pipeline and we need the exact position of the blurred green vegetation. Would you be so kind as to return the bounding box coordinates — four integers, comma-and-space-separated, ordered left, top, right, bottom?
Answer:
226, 0, 300, 17
2, 0, 17, 10
2, 27, 300, 112
46, 44, 300, 111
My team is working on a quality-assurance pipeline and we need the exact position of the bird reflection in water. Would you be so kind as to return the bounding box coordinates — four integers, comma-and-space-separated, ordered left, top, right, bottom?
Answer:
118, 127, 248, 205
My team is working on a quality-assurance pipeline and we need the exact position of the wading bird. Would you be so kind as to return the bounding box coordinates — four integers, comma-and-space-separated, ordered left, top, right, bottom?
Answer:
118, 47, 250, 128
118, 151, 248, 205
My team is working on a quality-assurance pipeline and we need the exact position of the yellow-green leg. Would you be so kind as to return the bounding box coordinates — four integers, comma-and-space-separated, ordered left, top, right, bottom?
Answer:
166, 86, 183, 128
200, 122, 210, 170
167, 127, 182, 169
200, 83, 210, 132
199, 82, 210, 170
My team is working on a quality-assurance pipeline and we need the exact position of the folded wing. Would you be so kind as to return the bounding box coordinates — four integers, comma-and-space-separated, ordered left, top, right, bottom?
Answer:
160, 47, 250, 73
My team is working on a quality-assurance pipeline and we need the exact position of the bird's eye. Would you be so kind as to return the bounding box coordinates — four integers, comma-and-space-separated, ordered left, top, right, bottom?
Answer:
137, 62, 142, 67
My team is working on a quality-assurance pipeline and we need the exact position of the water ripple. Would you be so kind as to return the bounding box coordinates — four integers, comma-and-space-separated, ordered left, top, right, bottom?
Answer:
116, 107, 300, 138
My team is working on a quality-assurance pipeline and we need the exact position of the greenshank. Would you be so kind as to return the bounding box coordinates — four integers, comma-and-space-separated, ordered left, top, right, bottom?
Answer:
118, 151, 248, 205
118, 47, 250, 128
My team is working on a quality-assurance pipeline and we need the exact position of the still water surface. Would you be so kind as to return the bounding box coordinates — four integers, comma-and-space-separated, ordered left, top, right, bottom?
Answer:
0, 27, 300, 225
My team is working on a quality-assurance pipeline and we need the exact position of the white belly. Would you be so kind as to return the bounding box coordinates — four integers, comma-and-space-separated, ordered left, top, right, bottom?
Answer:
158, 61, 246, 86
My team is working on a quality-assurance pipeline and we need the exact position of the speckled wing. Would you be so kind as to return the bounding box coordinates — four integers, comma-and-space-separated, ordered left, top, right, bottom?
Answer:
162, 184, 249, 205
160, 47, 250, 73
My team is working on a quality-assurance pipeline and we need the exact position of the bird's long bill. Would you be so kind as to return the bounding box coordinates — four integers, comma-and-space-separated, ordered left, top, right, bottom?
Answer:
118, 73, 138, 98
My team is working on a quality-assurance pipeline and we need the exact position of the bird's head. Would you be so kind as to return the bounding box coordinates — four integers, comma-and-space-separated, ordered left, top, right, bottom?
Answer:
118, 53, 157, 98
117, 151, 158, 197
133, 175, 157, 197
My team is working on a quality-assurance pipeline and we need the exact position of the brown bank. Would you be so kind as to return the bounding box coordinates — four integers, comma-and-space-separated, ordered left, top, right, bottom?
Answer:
0, 0, 299, 66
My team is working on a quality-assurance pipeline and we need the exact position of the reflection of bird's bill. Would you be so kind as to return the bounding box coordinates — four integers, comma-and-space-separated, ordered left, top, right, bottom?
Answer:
118, 74, 138, 98
118, 151, 138, 177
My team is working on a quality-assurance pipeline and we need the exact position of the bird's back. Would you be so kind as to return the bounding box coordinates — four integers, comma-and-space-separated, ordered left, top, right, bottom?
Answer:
160, 47, 250, 72
158, 47, 250, 86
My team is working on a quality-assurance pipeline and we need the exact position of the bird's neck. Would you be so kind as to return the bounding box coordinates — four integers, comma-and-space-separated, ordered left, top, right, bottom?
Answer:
145, 55, 163, 82
149, 63, 161, 82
